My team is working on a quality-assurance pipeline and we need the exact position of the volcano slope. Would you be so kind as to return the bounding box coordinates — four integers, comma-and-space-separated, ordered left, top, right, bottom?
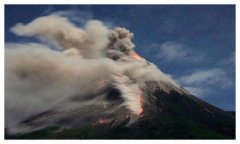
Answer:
5, 15, 235, 139
6, 80, 235, 139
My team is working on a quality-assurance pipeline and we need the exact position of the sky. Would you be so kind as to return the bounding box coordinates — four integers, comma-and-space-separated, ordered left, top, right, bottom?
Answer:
4, 5, 235, 111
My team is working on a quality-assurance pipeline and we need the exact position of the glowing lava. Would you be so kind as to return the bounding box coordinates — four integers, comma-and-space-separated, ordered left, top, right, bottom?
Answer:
139, 93, 144, 117
129, 51, 145, 117
92, 118, 112, 126
130, 52, 145, 61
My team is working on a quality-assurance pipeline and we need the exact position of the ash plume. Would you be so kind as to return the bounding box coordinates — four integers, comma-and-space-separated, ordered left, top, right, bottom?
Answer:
106, 27, 135, 60
5, 14, 180, 133
11, 15, 110, 58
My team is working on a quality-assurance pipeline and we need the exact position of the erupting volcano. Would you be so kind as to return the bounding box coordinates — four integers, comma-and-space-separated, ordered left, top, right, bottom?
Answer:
5, 14, 235, 139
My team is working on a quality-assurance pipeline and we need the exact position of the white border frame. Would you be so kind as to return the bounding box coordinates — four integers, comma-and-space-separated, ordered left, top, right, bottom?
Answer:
1, 0, 238, 143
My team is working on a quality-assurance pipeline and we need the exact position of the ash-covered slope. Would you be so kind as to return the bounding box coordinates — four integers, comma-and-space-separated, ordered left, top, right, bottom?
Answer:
5, 15, 235, 139
6, 80, 235, 139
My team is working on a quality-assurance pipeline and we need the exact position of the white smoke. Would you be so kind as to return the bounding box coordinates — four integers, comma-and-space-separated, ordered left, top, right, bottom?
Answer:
5, 14, 180, 132
110, 74, 142, 114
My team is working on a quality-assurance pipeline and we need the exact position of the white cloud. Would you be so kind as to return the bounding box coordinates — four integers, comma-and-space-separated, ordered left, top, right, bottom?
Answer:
51, 9, 93, 25
40, 9, 94, 26
219, 52, 235, 66
158, 42, 187, 60
179, 68, 233, 88
184, 86, 211, 98
153, 41, 204, 62
180, 68, 233, 98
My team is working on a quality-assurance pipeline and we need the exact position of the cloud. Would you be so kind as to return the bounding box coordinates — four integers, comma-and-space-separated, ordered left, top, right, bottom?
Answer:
149, 42, 204, 63
184, 87, 211, 98
179, 68, 233, 98
219, 52, 235, 66
51, 9, 93, 25
40, 7, 93, 25
158, 42, 187, 60
179, 68, 233, 88
146, 41, 235, 101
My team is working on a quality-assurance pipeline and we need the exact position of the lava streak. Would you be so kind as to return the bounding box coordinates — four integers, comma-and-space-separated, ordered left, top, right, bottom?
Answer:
130, 52, 145, 61
130, 51, 145, 117
92, 118, 112, 126
139, 93, 144, 117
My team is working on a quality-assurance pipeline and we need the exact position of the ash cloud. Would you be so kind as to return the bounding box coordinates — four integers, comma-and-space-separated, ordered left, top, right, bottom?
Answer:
11, 15, 110, 58
5, 43, 118, 128
6, 14, 179, 133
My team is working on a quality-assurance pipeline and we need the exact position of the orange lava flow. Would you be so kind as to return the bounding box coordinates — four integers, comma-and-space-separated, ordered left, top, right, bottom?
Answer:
139, 94, 144, 117
92, 118, 112, 126
130, 52, 145, 61
98, 119, 111, 124
139, 108, 144, 117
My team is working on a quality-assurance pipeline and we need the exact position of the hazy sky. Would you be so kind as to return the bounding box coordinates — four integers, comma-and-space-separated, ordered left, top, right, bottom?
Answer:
5, 5, 235, 111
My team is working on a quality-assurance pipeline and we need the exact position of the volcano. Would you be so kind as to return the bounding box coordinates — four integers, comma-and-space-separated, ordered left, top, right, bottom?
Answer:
5, 15, 235, 139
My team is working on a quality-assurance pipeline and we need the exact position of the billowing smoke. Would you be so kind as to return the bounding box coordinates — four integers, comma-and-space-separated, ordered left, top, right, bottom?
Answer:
5, 14, 179, 133
11, 15, 110, 58
5, 43, 118, 128
106, 27, 135, 61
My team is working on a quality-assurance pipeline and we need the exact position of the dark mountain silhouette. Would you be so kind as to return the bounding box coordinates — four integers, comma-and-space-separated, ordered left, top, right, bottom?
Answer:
226, 111, 235, 117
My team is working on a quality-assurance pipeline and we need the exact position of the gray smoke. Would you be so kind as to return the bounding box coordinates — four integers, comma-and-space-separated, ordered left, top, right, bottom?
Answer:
6, 14, 179, 133
5, 43, 118, 128
106, 27, 135, 60
11, 15, 110, 58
